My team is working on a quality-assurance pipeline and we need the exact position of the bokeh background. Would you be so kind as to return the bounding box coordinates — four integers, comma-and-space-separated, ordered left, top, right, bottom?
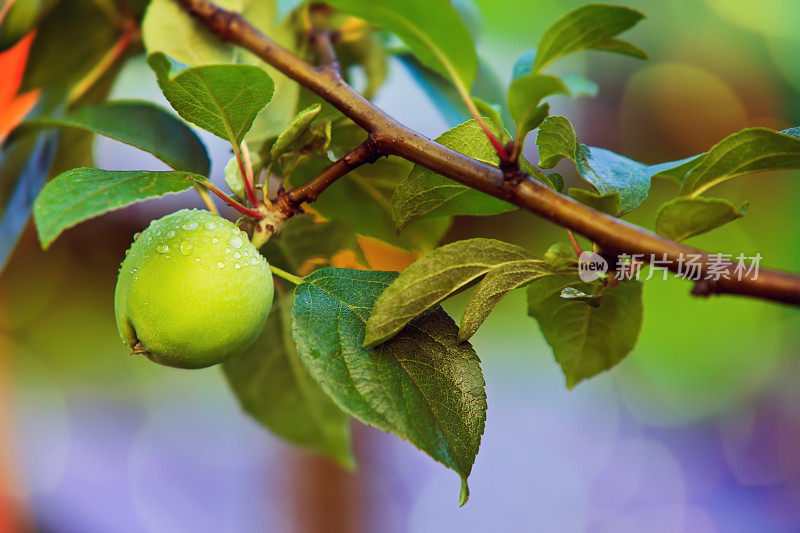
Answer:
2, 0, 800, 531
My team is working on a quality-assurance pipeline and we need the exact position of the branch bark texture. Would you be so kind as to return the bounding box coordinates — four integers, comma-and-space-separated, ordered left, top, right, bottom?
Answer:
176, 0, 800, 306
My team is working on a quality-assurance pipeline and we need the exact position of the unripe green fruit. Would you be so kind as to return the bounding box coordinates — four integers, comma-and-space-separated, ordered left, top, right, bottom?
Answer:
115, 209, 273, 369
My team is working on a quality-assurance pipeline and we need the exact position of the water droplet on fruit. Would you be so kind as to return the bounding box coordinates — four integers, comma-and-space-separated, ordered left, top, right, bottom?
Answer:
167, 231, 175, 238
182, 221, 199, 230
195, 258, 201, 263
250, 257, 259, 266
211, 237, 219, 244
204, 221, 218, 230
217, 262, 225, 269
157, 244, 168, 254
233, 251, 241, 259
234, 263, 241, 269
180, 242, 193, 256
229, 236, 243, 249
133, 232, 141, 241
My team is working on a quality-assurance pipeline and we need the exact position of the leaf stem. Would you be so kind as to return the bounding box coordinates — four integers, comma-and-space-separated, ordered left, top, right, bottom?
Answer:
269, 264, 303, 285
192, 178, 263, 218
234, 143, 260, 206
566, 230, 582, 256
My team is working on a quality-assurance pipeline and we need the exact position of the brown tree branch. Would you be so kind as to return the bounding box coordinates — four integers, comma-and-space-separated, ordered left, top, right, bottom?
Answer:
175, 0, 800, 306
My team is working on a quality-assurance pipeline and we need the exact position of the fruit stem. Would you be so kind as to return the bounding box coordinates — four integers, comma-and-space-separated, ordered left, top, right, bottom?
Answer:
269, 265, 303, 285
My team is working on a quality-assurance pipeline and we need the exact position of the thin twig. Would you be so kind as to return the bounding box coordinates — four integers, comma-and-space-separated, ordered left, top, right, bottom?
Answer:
285, 140, 381, 205
175, 0, 800, 306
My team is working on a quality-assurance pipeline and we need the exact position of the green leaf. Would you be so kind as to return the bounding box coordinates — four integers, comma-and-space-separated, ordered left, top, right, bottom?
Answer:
325, 0, 477, 94
536, 116, 697, 213
142, 0, 300, 144
507, 73, 568, 138
223, 293, 352, 466
543, 242, 577, 270
292, 267, 486, 505
655, 196, 748, 242
148, 52, 275, 147
392, 119, 552, 230
589, 38, 649, 60
24, 101, 210, 175
365, 238, 542, 346
20, 0, 117, 93
268, 104, 322, 163
527, 274, 643, 388
567, 188, 621, 216
0, 0, 59, 51
459, 259, 551, 342
533, 4, 646, 71
0, 133, 57, 271
32, 168, 197, 249
678, 127, 800, 196
536, 115, 579, 168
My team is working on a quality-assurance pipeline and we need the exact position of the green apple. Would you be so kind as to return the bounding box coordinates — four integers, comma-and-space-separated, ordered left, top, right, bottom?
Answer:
115, 209, 274, 369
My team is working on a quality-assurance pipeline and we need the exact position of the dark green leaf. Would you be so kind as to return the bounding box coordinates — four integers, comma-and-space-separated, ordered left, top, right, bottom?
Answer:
24, 101, 210, 175
142, 0, 300, 144
0, 0, 59, 50
292, 268, 486, 505
533, 4, 645, 71
392, 119, 551, 230
507, 73, 568, 138
32, 168, 197, 248
223, 293, 352, 466
20, 0, 117, 93
679, 127, 800, 196
365, 238, 541, 346
0, 133, 57, 270
325, 0, 477, 94
537, 115, 697, 213
567, 188, 621, 216
589, 38, 649, 60
527, 274, 643, 388
655, 196, 747, 242
148, 52, 275, 146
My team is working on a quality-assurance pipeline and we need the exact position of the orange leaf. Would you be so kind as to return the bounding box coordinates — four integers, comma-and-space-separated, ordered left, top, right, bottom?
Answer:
0, 31, 35, 105
0, 89, 39, 141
